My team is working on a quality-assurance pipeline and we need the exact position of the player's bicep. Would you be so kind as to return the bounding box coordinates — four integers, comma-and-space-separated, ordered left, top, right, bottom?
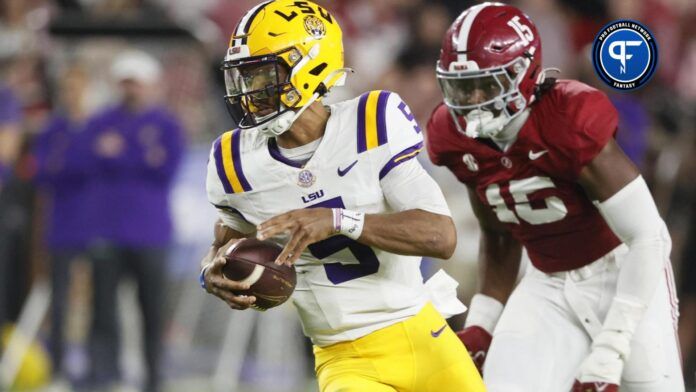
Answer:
577, 139, 640, 202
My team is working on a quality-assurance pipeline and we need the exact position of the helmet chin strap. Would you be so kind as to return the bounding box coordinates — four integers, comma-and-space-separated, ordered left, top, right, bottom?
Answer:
465, 109, 509, 138
492, 108, 530, 150
256, 67, 353, 138
536, 67, 561, 85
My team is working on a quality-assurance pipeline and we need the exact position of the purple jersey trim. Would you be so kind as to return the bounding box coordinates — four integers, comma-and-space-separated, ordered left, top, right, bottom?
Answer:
213, 136, 234, 193
267, 138, 305, 168
376, 91, 390, 145
378, 142, 424, 180
231, 129, 252, 192
356, 92, 369, 153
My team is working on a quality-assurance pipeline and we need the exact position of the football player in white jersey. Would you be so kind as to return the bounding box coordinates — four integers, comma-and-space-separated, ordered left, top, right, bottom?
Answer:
198, 1, 485, 391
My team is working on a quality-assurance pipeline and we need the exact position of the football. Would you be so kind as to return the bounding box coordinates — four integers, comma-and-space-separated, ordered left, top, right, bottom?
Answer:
222, 238, 296, 310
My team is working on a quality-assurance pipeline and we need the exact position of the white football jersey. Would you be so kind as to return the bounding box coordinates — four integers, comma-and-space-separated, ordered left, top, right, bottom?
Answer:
207, 90, 452, 346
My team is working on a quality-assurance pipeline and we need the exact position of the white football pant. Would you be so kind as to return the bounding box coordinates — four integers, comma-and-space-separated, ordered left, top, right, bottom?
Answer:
484, 245, 684, 392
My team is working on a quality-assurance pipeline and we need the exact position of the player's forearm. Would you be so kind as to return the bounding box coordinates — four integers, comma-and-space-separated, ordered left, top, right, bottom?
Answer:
478, 228, 522, 304
580, 143, 666, 334
360, 209, 456, 259
200, 246, 220, 270
465, 184, 520, 303
200, 220, 246, 270
596, 177, 669, 335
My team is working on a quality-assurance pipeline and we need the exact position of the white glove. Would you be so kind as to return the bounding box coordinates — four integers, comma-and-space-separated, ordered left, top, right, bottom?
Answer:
576, 335, 626, 384
576, 296, 644, 385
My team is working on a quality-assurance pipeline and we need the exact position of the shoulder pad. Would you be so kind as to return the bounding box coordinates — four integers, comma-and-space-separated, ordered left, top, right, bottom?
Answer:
356, 90, 392, 153
211, 129, 252, 194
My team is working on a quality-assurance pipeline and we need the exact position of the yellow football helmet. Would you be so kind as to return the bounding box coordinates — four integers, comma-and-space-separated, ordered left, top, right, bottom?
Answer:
222, 0, 346, 136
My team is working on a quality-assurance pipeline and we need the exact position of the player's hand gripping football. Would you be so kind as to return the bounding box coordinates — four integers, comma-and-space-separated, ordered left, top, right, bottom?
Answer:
456, 326, 492, 375
257, 208, 334, 266
203, 239, 257, 310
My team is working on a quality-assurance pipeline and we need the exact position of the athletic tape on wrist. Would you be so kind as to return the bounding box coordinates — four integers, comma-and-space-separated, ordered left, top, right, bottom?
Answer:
331, 208, 341, 234
332, 208, 365, 240
464, 293, 505, 333
199, 265, 210, 290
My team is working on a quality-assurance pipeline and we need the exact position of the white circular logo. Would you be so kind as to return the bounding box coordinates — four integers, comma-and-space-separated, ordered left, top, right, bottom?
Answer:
592, 20, 658, 90
501, 157, 513, 169
462, 153, 479, 172
297, 169, 315, 188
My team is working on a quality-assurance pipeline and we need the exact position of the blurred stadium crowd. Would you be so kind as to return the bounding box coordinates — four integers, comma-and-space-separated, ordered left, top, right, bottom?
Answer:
0, 0, 694, 391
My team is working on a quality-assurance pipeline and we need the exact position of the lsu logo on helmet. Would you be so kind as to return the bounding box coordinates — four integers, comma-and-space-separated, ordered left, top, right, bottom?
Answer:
303, 15, 326, 39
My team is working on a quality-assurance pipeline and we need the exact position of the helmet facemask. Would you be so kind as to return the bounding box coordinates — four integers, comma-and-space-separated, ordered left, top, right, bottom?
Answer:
222, 49, 304, 132
437, 56, 530, 139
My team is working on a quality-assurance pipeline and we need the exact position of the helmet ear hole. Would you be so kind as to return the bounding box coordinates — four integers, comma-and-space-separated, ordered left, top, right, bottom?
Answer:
309, 62, 328, 76
314, 82, 328, 97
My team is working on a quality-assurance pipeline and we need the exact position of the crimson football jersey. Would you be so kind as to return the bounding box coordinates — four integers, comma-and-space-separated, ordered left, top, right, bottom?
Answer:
426, 80, 622, 273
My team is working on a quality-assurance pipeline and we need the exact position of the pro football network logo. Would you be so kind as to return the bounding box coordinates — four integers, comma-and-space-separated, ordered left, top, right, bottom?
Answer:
592, 20, 658, 91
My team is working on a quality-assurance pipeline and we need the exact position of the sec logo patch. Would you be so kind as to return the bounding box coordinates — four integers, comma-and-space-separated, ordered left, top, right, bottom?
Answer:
592, 20, 658, 91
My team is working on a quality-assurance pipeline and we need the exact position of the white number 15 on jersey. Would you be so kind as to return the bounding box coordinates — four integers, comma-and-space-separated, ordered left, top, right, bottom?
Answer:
485, 176, 568, 225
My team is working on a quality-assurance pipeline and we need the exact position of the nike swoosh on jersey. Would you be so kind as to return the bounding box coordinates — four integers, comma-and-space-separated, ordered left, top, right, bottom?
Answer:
528, 150, 548, 160
431, 324, 447, 337
337, 160, 358, 176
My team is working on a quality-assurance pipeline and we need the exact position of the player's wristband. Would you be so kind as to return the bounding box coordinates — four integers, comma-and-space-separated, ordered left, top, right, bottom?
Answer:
199, 265, 210, 290
464, 294, 505, 333
332, 208, 365, 240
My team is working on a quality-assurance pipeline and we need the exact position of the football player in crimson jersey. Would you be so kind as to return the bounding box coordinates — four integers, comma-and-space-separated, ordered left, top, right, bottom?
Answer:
426, 3, 684, 392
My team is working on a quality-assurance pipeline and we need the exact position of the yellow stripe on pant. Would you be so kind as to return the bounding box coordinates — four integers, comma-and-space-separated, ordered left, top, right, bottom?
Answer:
314, 303, 486, 392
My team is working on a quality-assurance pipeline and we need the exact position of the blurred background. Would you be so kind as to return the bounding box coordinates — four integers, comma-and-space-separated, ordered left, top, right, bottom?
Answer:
0, 0, 694, 391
